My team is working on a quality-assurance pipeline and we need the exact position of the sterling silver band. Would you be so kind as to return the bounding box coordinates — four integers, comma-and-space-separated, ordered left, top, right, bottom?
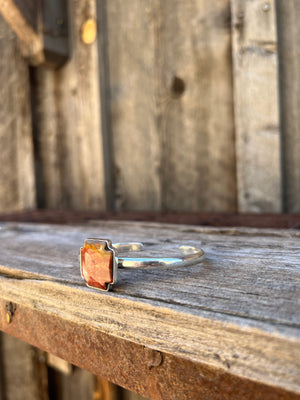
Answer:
80, 239, 205, 291
113, 242, 205, 269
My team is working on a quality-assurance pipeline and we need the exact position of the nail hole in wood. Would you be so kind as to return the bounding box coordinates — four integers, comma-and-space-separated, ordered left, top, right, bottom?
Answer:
171, 76, 185, 97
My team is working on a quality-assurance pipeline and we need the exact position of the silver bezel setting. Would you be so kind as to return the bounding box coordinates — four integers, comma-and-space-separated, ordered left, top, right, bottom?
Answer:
80, 238, 118, 291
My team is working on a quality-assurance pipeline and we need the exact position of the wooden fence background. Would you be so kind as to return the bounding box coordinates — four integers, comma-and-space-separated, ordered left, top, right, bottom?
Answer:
0, 0, 299, 216
0, 0, 299, 399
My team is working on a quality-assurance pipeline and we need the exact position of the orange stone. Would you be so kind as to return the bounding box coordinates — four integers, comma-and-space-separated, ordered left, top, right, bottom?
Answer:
80, 240, 114, 290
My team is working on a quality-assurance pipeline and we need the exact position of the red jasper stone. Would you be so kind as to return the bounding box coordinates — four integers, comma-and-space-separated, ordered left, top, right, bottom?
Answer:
80, 240, 114, 290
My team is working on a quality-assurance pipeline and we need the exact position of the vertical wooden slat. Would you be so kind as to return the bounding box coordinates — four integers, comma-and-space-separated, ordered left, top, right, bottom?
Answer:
0, 0, 43, 64
1, 334, 48, 400
122, 389, 148, 400
158, 0, 236, 212
105, 0, 161, 211
0, 334, 5, 400
231, 0, 281, 212
105, 0, 236, 212
32, 0, 106, 210
94, 377, 120, 400
0, 15, 36, 213
48, 367, 96, 400
31, 68, 61, 208
0, 18, 42, 400
96, 0, 115, 210
276, 0, 300, 213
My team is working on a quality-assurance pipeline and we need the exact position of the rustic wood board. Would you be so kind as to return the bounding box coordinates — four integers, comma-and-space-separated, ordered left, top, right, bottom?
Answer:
31, 0, 106, 211
0, 209, 299, 229
0, 221, 299, 399
231, 0, 281, 212
47, 365, 96, 400
0, 333, 48, 400
106, 0, 236, 212
0, 0, 43, 64
276, 0, 300, 213
105, 0, 161, 211
0, 0, 69, 67
0, 15, 36, 213
156, 0, 236, 212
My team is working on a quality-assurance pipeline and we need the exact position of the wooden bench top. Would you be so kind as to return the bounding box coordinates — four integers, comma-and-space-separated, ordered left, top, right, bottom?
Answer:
0, 221, 299, 399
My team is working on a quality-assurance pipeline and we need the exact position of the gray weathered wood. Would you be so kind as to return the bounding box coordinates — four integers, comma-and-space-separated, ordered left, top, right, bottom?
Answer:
1, 334, 48, 400
0, 334, 4, 400
105, 0, 161, 211
157, 0, 236, 212
0, 0, 69, 67
96, 0, 115, 210
231, 0, 281, 212
276, 0, 300, 213
0, 221, 299, 398
32, 0, 106, 210
0, 0, 43, 64
123, 389, 148, 400
0, 15, 36, 213
106, 0, 236, 212
48, 366, 96, 400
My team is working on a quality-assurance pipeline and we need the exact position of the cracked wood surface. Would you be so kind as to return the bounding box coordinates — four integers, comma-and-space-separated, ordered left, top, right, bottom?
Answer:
0, 221, 299, 399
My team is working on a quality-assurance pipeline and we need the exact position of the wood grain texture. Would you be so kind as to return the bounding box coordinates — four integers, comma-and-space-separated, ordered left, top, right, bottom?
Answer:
0, 333, 49, 400
32, 0, 106, 210
276, 0, 300, 213
0, 334, 5, 400
0, 15, 36, 213
106, 0, 236, 212
48, 367, 96, 400
157, 0, 236, 212
231, 0, 282, 212
0, 209, 299, 229
0, 221, 299, 399
122, 389, 148, 400
0, 0, 43, 64
105, 0, 161, 211
95, 377, 121, 400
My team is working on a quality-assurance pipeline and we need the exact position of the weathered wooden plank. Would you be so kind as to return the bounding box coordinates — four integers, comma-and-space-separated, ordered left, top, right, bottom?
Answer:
0, 0, 69, 67
0, 334, 48, 400
96, 0, 115, 210
12, 0, 38, 31
0, 210, 299, 229
46, 354, 140, 399
0, 300, 298, 400
0, 334, 5, 400
105, 0, 161, 210
276, 0, 300, 213
0, 15, 36, 213
0, 222, 299, 399
122, 389, 148, 400
47, 353, 73, 375
0, 0, 43, 64
157, 0, 236, 212
31, 0, 106, 210
31, 68, 62, 208
47, 366, 96, 400
106, 0, 236, 212
231, 0, 281, 212
95, 377, 121, 400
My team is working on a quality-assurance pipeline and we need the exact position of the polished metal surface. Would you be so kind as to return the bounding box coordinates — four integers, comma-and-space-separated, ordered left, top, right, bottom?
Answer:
81, 239, 205, 291
113, 242, 143, 253
114, 243, 205, 269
